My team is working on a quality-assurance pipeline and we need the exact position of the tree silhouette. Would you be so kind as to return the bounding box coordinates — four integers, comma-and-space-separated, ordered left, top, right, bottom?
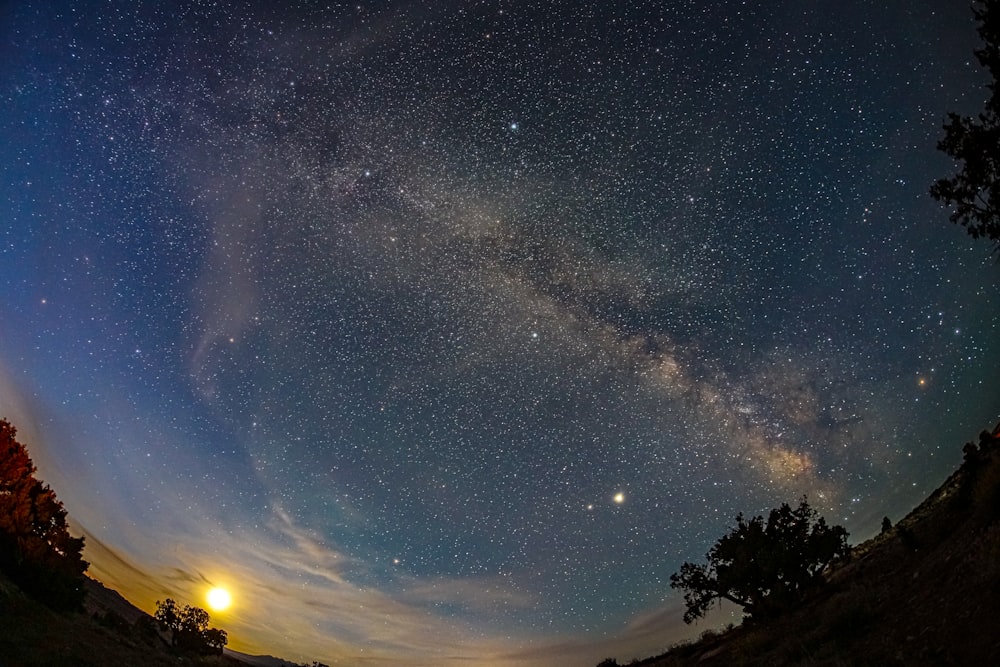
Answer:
670, 499, 849, 623
931, 0, 1000, 253
202, 626, 229, 653
0, 418, 88, 611
154, 598, 228, 655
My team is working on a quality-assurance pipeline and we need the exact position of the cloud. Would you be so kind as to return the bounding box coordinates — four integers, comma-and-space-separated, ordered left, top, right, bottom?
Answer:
487, 601, 704, 667
0, 358, 45, 452
78, 490, 554, 665
396, 574, 538, 615
187, 172, 267, 403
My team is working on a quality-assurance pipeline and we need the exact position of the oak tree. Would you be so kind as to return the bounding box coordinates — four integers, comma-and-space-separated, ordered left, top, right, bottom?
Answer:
931, 0, 1000, 253
670, 499, 849, 623
155, 598, 228, 655
0, 418, 88, 610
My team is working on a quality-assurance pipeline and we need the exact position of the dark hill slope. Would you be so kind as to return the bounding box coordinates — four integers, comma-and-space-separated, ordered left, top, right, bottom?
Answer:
626, 425, 1000, 667
0, 574, 253, 667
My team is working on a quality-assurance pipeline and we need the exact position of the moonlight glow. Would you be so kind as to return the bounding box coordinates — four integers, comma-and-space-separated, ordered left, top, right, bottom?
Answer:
206, 588, 231, 612
1, 2, 999, 667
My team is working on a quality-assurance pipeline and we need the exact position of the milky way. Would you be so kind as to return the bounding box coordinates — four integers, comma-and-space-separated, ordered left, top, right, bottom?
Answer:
2, 1, 999, 665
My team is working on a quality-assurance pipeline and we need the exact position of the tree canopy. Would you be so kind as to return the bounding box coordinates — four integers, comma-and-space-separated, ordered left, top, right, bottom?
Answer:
154, 598, 228, 655
0, 418, 88, 611
931, 0, 1000, 253
670, 499, 849, 624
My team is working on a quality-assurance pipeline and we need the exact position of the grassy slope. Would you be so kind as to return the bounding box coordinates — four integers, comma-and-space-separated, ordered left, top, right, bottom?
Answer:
625, 426, 1000, 667
3, 428, 999, 667
0, 574, 251, 667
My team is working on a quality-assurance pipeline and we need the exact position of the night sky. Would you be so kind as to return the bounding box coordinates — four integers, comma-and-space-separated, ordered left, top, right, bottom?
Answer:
2, 1, 999, 665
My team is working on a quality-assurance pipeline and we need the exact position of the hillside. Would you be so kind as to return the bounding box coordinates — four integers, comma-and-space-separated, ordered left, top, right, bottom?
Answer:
0, 572, 309, 667
3, 426, 999, 666
606, 424, 1000, 667
0, 573, 250, 667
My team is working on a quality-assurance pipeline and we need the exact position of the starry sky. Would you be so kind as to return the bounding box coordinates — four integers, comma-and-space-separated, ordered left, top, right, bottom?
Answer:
2, 1, 999, 665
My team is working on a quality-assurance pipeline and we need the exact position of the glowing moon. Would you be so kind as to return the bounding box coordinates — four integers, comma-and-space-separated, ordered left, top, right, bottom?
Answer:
207, 587, 231, 611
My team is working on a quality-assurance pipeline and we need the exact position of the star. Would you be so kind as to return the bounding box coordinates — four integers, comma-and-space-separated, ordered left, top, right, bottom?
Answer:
2, 2, 996, 665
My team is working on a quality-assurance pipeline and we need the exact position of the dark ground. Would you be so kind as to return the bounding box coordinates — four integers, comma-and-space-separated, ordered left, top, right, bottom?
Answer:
3, 427, 1000, 667
0, 574, 255, 667
616, 425, 1000, 667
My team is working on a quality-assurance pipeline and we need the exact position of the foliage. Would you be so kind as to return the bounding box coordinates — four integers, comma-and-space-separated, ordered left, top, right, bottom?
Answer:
967, 424, 1000, 520
154, 598, 228, 655
0, 418, 88, 611
931, 0, 1000, 253
670, 499, 849, 623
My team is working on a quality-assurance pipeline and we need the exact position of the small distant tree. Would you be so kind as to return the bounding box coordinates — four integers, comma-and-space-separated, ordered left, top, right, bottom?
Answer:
202, 626, 229, 654
670, 499, 849, 623
930, 0, 1000, 254
881, 516, 893, 534
0, 418, 88, 611
154, 597, 181, 634
155, 598, 228, 655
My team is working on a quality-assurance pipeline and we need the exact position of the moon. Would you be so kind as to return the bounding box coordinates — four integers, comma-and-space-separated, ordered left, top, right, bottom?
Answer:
207, 587, 232, 611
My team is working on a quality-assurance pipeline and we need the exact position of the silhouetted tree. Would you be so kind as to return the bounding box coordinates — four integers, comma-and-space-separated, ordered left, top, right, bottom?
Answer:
670, 499, 849, 623
202, 626, 229, 654
931, 0, 1000, 253
0, 418, 88, 611
881, 516, 893, 534
154, 597, 181, 636
154, 598, 228, 655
